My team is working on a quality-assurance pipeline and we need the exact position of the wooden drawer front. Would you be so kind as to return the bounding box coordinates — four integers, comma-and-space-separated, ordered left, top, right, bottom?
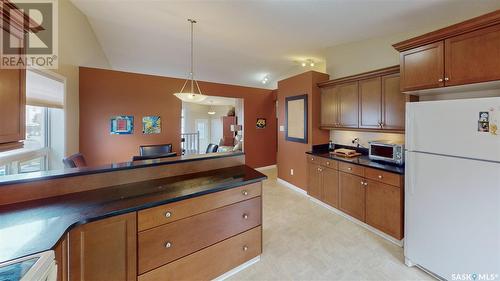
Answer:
138, 197, 261, 274
322, 159, 338, 170
364, 168, 401, 187
138, 182, 261, 231
138, 226, 262, 281
338, 162, 364, 177
307, 155, 324, 165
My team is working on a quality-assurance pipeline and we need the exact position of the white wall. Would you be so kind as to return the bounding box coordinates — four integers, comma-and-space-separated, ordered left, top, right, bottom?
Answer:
54, 0, 110, 156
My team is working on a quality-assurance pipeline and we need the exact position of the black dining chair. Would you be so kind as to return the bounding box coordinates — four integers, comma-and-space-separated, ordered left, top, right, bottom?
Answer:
205, 144, 219, 153
139, 144, 173, 156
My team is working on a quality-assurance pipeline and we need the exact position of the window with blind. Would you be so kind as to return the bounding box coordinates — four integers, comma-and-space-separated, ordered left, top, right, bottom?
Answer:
0, 70, 65, 176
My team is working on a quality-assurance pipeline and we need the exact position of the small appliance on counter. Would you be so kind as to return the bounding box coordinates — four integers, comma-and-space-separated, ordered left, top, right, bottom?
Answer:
368, 140, 405, 165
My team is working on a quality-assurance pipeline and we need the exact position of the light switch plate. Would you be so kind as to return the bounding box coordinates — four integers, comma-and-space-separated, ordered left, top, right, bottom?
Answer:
279, 125, 285, 132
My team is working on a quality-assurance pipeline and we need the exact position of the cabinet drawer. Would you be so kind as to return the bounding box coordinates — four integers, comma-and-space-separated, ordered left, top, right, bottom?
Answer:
138, 182, 261, 231
322, 159, 338, 170
365, 168, 401, 187
138, 226, 262, 281
138, 197, 261, 274
338, 162, 364, 177
307, 155, 324, 165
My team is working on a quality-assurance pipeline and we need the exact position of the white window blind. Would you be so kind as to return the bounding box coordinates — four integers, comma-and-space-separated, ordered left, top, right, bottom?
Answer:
26, 70, 64, 109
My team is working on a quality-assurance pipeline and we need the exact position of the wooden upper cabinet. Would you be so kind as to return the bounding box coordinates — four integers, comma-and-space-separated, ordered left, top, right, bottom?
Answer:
69, 213, 137, 281
0, 36, 26, 150
445, 24, 500, 86
320, 87, 339, 127
382, 74, 405, 130
338, 82, 359, 128
394, 11, 500, 91
359, 77, 382, 129
400, 42, 444, 91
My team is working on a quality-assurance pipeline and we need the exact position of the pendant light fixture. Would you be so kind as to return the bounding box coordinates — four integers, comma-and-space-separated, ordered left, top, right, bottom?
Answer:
173, 19, 206, 103
207, 100, 216, 115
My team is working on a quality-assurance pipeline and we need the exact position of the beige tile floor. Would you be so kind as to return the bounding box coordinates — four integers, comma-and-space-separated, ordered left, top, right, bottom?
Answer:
229, 168, 433, 281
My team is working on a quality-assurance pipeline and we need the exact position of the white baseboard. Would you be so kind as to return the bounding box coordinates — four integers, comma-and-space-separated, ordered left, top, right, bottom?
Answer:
276, 178, 308, 195
213, 255, 261, 281
255, 164, 277, 172
309, 197, 404, 247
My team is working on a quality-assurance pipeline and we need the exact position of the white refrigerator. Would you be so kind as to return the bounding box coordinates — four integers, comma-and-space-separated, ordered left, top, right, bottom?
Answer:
405, 97, 500, 280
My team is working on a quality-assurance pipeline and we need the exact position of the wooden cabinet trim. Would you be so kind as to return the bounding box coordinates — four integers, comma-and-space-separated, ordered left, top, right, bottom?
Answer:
318, 66, 399, 88
393, 10, 500, 52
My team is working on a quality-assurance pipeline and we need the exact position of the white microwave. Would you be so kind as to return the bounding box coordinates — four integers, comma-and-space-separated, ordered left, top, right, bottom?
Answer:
368, 140, 405, 165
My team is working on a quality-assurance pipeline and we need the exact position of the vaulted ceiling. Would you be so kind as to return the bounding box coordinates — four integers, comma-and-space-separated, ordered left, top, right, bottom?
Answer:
71, 0, 500, 89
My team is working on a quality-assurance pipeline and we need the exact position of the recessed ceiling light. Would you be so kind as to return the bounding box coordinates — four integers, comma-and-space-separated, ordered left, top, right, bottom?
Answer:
301, 62, 307, 67
310, 62, 315, 67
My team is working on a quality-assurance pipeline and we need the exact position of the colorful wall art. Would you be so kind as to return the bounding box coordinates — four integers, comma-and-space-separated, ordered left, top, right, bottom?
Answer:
142, 116, 161, 134
110, 115, 134, 134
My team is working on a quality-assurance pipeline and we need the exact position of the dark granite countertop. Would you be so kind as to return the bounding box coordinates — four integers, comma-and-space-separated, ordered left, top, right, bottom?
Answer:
306, 144, 404, 174
0, 152, 244, 186
0, 165, 266, 264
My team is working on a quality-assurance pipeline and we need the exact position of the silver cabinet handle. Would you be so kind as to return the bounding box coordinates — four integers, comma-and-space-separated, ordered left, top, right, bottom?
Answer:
243, 213, 249, 220
164, 211, 172, 218
311, 157, 314, 161
364, 182, 368, 186
242, 190, 249, 196
360, 181, 364, 185
326, 162, 330, 165
348, 167, 352, 171
243, 245, 248, 251
438, 78, 443, 82
444, 77, 449, 81
378, 175, 383, 179
165, 241, 172, 248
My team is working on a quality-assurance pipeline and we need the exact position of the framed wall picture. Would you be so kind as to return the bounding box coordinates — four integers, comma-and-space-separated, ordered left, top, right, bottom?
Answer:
285, 94, 308, 143
256, 118, 266, 129
142, 116, 161, 134
110, 115, 134, 134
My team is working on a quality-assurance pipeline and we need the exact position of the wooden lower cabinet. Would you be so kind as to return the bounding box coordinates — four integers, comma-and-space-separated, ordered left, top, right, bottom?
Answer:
138, 197, 261, 273
68, 213, 137, 281
365, 180, 403, 239
307, 162, 322, 199
138, 226, 262, 281
56, 182, 263, 281
322, 167, 339, 208
339, 172, 366, 221
307, 155, 404, 240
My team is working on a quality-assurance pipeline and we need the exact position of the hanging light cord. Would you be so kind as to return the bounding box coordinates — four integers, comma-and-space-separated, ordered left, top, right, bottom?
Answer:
176, 18, 203, 97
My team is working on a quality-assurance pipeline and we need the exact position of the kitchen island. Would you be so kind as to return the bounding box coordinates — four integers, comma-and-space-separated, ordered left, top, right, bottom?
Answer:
0, 152, 266, 281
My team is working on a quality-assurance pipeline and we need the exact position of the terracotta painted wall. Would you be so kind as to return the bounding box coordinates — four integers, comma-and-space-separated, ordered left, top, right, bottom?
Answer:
277, 71, 329, 190
79, 67, 276, 168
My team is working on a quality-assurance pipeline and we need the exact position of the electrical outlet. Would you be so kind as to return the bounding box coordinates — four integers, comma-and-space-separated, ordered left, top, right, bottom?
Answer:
290, 169, 294, 176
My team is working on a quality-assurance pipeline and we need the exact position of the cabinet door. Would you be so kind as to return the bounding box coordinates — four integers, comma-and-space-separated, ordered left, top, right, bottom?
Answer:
322, 167, 339, 208
69, 213, 137, 281
400, 41, 444, 91
382, 74, 405, 130
359, 77, 382, 129
444, 24, 500, 87
0, 35, 25, 147
320, 87, 339, 127
307, 162, 322, 199
338, 82, 359, 128
339, 172, 365, 221
365, 180, 403, 239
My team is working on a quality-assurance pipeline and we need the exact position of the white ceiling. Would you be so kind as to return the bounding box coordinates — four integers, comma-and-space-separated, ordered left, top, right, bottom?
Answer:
71, 0, 500, 89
